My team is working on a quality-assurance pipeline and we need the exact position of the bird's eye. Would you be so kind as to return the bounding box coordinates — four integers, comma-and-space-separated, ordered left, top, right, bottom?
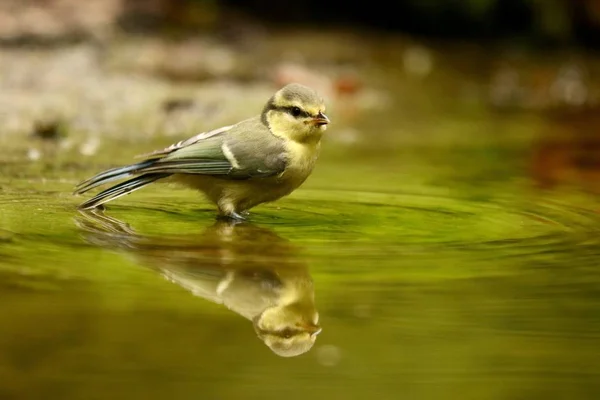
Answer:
290, 106, 302, 117
281, 328, 294, 339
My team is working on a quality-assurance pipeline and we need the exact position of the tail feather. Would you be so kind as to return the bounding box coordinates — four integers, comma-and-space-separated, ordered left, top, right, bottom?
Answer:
77, 173, 170, 210
74, 160, 156, 195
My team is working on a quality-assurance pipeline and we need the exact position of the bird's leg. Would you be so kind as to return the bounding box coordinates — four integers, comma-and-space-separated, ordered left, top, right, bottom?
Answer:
226, 211, 246, 221
217, 199, 247, 221
216, 210, 247, 222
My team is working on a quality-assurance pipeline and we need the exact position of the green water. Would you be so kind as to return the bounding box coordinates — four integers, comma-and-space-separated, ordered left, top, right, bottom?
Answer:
2, 92, 600, 399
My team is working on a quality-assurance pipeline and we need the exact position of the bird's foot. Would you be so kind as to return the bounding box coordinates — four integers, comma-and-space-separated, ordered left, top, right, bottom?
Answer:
217, 211, 246, 222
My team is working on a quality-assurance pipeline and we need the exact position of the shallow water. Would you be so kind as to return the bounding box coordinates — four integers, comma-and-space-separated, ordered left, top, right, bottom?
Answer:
2, 83, 600, 398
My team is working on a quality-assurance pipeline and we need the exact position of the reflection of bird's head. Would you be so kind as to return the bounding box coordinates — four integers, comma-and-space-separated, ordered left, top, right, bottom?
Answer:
263, 83, 329, 144
253, 301, 321, 358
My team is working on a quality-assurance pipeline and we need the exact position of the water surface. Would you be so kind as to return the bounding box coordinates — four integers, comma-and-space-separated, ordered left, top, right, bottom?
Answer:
1, 70, 600, 399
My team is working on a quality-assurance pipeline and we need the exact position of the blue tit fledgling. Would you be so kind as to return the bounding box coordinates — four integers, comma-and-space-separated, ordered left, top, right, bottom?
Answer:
74, 83, 330, 220
75, 209, 321, 357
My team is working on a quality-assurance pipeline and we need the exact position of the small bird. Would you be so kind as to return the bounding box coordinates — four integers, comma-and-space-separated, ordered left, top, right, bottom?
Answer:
74, 83, 329, 220
75, 209, 322, 357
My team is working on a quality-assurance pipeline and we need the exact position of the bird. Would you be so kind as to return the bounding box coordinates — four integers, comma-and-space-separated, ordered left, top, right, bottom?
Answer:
75, 208, 322, 357
74, 83, 330, 220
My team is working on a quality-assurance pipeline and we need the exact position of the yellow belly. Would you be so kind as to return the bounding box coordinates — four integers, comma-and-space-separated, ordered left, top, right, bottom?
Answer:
172, 169, 309, 214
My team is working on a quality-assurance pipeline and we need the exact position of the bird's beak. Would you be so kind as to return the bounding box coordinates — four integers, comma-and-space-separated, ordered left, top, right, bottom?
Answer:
305, 323, 322, 337
311, 111, 330, 127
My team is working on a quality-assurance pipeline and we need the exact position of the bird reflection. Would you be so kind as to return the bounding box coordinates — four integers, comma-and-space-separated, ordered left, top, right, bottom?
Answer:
75, 209, 321, 357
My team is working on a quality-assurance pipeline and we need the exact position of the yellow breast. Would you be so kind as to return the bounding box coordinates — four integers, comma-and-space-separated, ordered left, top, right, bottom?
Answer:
282, 140, 321, 184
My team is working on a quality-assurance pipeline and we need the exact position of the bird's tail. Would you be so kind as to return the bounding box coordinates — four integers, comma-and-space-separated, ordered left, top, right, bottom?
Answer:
74, 159, 171, 210
77, 173, 170, 210
74, 160, 157, 195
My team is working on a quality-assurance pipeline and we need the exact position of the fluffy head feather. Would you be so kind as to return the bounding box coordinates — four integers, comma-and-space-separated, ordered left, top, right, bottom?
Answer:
253, 301, 321, 357
262, 83, 329, 144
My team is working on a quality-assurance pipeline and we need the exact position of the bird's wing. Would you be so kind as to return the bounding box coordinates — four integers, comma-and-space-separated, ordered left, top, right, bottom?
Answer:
137, 124, 234, 159
139, 117, 288, 179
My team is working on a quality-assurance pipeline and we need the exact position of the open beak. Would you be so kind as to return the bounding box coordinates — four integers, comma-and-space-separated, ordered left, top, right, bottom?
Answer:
311, 111, 330, 127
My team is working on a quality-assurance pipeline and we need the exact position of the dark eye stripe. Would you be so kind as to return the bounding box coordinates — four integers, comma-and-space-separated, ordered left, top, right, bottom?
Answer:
271, 105, 310, 118
291, 106, 310, 118
254, 326, 303, 338
276, 328, 303, 338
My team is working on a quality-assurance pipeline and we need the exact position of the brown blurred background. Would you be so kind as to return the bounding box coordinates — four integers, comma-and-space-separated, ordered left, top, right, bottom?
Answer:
1, 0, 600, 47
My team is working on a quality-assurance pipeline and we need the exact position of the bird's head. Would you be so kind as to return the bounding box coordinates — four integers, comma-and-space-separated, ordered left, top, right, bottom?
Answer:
262, 83, 329, 144
253, 302, 321, 357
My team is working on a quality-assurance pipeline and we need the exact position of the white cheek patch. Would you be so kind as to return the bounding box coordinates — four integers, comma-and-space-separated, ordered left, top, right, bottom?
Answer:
221, 143, 241, 169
